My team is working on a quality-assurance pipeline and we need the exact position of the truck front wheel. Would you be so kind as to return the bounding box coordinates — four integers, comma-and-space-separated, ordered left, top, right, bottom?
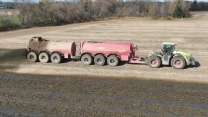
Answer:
51, 53, 62, 64
171, 57, 185, 69
27, 51, 38, 62
81, 54, 92, 65
148, 56, 161, 68
107, 55, 119, 66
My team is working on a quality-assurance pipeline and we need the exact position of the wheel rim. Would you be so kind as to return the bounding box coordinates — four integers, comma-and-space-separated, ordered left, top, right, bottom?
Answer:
84, 58, 89, 62
174, 59, 182, 67
110, 59, 115, 63
151, 59, 158, 66
53, 56, 58, 61
29, 55, 34, 59
41, 56, 46, 60
97, 58, 102, 63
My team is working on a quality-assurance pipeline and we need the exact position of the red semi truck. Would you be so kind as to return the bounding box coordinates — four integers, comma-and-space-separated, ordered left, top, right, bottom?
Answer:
26, 37, 146, 66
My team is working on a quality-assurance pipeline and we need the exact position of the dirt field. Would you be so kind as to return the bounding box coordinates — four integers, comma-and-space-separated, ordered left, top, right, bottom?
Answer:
0, 73, 208, 116
0, 12, 208, 116
1, 12, 208, 82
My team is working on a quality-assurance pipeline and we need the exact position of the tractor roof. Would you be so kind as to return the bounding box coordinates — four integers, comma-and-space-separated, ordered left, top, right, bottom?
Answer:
162, 42, 176, 46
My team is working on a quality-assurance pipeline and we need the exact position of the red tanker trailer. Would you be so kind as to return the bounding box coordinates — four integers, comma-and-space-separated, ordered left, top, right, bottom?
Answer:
80, 41, 146, 66
27, 37, 76, 64
26, 37, 146, 66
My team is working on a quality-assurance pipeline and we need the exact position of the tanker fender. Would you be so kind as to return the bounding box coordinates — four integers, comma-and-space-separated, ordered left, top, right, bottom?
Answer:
38, 50, 51, 55
50, 51, 64, 58
94, 53, 107, 58
81, 52, 93, 58
27, 49, 38, 55
107, 53, 119, 58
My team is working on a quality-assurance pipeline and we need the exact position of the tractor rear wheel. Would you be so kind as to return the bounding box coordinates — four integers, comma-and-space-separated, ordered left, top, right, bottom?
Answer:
51, 53, 62, 64
39, 52, 49, 63
107, 55, 119, 66
81, 54, 92, 65
94, 54, 106, 66
148, 56, 161, 68
171, 56, 185, 69
27, 51, 38, 62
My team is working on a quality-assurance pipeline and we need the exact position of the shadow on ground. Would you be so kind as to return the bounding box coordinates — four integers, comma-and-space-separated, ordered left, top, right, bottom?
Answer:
0, 48, 26, 71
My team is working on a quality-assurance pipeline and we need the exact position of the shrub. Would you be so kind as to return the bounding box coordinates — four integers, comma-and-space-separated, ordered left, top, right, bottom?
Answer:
172, 0, 182, 18
0, 16, 22, 31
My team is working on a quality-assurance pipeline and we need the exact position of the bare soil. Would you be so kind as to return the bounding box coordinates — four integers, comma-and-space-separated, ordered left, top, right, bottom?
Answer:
0, 12, 208, 116
0, 73, 208, 116
0, 12, 208, 83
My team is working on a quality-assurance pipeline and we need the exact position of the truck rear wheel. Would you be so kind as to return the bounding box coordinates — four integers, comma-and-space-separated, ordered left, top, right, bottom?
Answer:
107, 55, 119, 66
171, 56, 185, 69
148, 56, 161, 68
39, 52, 49, 63
51, 53, 62, 64
94, 54, 106, 66
27, 51, 37, 62
81, 54, 92, 65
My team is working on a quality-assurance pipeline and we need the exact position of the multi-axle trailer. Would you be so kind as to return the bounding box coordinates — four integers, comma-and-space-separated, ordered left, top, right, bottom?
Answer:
26, 37, 195, 69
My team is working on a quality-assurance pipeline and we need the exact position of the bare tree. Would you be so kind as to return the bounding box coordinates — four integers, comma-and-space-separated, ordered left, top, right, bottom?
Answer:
149, 1, 160, 17
181, 1, 191, 17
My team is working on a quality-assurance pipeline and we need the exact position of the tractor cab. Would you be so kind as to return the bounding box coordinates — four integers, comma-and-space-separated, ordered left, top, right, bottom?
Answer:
162, 42, 176, 55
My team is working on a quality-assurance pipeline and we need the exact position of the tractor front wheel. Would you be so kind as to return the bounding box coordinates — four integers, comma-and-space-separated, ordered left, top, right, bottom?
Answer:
171, 57, 185, 69
148, 56, 161, 68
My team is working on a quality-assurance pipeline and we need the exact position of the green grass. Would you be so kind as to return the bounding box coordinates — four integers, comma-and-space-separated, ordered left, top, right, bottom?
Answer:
0, 16, 21, 27
9, 16, 21, 25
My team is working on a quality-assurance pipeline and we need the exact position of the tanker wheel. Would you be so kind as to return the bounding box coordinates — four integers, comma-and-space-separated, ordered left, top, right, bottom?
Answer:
81, 54, 92, 65
171, 56, 185, 69
39, 52, 49, 63
107, 55, 119, 67
148, 56, 161, 68
51, 53, 62, 64
94, 54, 106, 66
27, 51, 38, 62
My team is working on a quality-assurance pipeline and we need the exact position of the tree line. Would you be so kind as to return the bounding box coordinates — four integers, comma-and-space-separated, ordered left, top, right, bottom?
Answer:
0, 0, 193, 31
190, 0, 208, 11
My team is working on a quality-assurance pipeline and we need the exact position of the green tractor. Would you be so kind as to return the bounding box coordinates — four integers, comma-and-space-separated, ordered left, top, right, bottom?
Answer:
148, 42, 195, 69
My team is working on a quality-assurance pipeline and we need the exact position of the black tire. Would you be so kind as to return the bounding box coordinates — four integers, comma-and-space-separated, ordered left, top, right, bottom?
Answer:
27, 51, 37, 62
107, 55, 119, 66
94, 54, 106, 66
81, 54, 92, 65
51, 53, 62, 64
171, 56, 185, 69
39, 52, 49, 63
148, 55, 161, 68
